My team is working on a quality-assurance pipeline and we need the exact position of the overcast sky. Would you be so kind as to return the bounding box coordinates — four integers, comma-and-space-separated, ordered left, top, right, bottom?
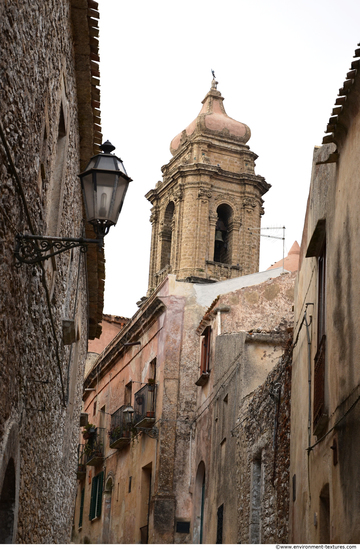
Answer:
98, 0, 360, 319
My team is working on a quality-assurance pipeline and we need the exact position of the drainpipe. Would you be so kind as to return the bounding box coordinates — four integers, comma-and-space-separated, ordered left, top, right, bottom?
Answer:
303, 307, 313, 452
189, 426, 192, 491
213, 306, 231, 337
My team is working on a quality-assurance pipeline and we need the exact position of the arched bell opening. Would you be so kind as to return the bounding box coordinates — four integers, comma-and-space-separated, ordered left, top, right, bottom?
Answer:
160, 201, 175, 270
214, 204, 233, 264
0, 458, 16, 544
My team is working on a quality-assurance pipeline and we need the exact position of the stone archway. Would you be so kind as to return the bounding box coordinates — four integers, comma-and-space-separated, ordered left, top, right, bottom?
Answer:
102, 475, 114, 544
193, 461, 206, 544
0, 458, 16, 543
0, 419, 20, 544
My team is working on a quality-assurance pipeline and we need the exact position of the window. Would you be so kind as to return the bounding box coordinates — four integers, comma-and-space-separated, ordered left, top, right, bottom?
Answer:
319, 484, 330, 543
200, 326, 211, 374
46, 78, 69, 237
160, 201, 175, 270
125, 382, 132, 406
193, 462, 205, 544
149, 358, 157, 382
306, 220, 327, 432
314, 242, 326, 429
89, 471, 103, 521
216, 504, 224, 544
317, 242, 326, 344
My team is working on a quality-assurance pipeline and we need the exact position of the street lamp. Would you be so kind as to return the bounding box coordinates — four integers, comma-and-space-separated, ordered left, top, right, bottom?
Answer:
15, 141, 132, 266
123, 405, 135, 425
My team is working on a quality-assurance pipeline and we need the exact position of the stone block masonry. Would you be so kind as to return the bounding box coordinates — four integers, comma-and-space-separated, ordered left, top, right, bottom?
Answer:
0, 0, 102, 543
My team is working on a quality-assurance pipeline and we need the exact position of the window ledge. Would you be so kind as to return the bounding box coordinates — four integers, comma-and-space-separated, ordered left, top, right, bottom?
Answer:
195, 372, 210, 387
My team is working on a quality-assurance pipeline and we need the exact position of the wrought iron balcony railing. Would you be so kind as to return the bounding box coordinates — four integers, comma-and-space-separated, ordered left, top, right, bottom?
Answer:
84, 427, 105, 466
109, 405, 131, 449
134, 384, 156, 429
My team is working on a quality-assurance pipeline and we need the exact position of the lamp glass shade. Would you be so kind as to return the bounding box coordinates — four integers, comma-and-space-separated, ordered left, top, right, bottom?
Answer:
79, 147, 131, 231
123, 405, 135, 425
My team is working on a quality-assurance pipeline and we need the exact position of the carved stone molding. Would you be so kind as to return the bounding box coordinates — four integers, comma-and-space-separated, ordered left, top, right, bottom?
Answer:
149, 210, 158, 224
197, 187, 212, 201
170, 185, 183, 203
242, 197, 256, 213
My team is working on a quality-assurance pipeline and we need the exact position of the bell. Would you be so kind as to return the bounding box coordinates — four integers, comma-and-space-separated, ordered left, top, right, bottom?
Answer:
215, 230, 224, 243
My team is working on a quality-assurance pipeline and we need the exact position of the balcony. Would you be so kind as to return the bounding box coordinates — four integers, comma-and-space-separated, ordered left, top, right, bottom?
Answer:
77, 444, 86, 480
84, 427, 105, 466
109, 405, 131, 450
134, 384, 156, 429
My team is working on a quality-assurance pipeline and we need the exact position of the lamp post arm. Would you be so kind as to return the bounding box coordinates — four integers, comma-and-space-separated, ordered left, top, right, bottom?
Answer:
15, 234, 103, 266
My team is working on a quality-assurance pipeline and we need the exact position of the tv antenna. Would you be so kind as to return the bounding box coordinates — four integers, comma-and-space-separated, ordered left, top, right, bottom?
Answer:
247, 226, 286, 272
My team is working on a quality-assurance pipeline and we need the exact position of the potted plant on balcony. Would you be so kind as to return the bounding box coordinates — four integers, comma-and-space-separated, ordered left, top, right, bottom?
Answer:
82, 423, 96, 440
109, 426, 122, 441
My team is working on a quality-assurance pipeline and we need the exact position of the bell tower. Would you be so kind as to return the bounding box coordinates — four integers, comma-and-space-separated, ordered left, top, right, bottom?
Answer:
146, 78, 270, 295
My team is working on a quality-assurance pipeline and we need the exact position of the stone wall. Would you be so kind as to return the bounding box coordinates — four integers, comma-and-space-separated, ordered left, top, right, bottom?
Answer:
0, 0, 98, 543
236, 341, 292, 544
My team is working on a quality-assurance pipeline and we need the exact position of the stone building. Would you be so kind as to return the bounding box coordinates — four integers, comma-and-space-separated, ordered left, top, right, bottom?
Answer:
72, 80, 295, 544
0, 0, 104, 543
290, 45, 360, 543
72, 268, 294, 544
191, 271, 294, 544
146, 77, 270, 293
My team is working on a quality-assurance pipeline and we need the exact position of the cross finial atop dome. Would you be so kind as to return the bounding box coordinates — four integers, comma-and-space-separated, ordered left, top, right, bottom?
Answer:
211, 69, 218, 90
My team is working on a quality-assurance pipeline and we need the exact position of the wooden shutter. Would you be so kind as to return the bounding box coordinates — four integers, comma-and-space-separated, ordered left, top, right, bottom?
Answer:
200, 327, 211, 374
89, 476, 97, 520
96, 471, 104, 518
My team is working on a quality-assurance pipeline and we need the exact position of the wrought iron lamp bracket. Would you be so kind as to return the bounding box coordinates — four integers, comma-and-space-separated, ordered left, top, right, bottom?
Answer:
14, 234, 103, 267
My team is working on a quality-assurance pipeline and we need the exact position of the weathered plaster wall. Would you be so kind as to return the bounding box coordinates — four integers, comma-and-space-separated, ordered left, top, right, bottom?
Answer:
72, 314, 161, 543
0, 0, 94, 543
190, 272, 295, 544
291, 81, 360, 543
88, 315, 128, 354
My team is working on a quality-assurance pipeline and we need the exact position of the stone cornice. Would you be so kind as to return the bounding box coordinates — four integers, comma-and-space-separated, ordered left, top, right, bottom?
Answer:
147, 164, 271, 203
71, 0, 104, 339
84, 294, 165, 389
322, 45, 360, 151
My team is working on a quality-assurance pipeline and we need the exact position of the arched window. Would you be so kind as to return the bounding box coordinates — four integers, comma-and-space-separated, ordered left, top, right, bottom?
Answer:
319, 484, 330, 543
0, 459, 16, 544
160, 201, 175, 270
193, 461, 206, 544
214, 204, 233, 264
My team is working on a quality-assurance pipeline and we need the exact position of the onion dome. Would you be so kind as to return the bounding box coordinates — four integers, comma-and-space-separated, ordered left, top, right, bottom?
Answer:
170, 77, 251, 155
